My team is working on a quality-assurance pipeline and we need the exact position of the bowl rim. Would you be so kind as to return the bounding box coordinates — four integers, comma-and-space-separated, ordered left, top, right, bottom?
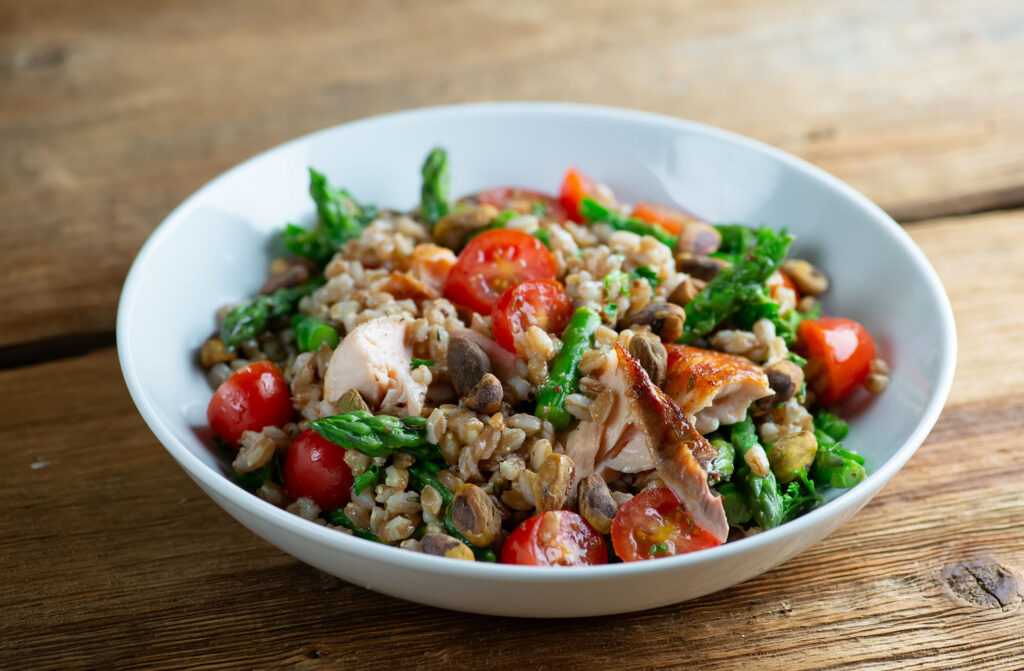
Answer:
117, 101, 957, 582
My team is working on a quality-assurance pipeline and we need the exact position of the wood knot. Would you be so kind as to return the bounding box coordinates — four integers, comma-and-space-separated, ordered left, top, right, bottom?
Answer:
941, 559, 1022, 610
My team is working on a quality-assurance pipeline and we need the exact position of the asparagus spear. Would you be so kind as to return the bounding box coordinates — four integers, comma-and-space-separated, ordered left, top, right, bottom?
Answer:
579, 197, 676, 247
420, 147, 451, 227
812, 427, 866, 488
708, 438, 736, 485
715, 481, 752, 526
220, 278, 324, 350
535, 307, 602, 430
309, 411, 439, 461
284, 168, 378, 265
680, 226, 794, 343
291, 313, 340, 352
730, 415, 785, 529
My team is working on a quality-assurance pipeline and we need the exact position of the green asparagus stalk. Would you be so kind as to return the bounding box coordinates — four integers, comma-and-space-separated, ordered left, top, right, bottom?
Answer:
291, 313, 340, 352
420, 147, 451, 227
284, 168, 378, 265
535, 307, 602, 430
579, 197, 676, 247
708, 438, 736, 486
680, 226, 793, 343
220, 278, 324, 350
730, 415, 785, 529
309, 411, 439, 460
715, 481, 753, 526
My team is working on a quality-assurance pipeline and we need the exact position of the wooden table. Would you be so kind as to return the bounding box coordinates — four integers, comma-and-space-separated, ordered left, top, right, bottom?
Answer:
3, 2, 1023, 668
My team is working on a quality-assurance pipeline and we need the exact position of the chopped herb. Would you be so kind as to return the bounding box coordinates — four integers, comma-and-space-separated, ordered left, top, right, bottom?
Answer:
531, 201, 548, 217
603, 303, 618, 319
234, 462, 273, 493
632, 266, 660, 288
788, 351, 809, 367
411, 358, 435, 369
688, 373, 696, 389
603, 269, 630, 297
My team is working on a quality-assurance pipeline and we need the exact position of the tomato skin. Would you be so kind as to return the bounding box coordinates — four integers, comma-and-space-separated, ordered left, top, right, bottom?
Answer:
611, 488, 722, 562
501, 510, 608, 566
475, 187, 567, 221
444, 229, 558, 314
207, 360, 293, 447
630, 202, 693, 236
797, 317, 878, 405
559, 167, 596, 222
282, 429, 353, 511
491, 279, 573, 353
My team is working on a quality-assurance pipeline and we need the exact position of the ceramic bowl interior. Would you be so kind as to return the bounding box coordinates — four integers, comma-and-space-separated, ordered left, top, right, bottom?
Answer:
118, 102, 956, 617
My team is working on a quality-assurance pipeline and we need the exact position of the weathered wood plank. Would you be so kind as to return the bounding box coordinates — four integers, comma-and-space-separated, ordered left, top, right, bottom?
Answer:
0, 347, 1020, 670
3, 0, 1024, 346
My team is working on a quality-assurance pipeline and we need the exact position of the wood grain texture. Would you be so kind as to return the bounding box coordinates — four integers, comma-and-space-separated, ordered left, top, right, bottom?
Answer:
3, 210, 1024, 669
3, 0, 1024, 347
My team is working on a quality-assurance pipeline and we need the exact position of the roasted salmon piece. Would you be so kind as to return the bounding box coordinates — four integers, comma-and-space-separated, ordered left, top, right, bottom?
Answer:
323, 316, 427, 417
564, 344, 729, 543
663, 345, 771, 434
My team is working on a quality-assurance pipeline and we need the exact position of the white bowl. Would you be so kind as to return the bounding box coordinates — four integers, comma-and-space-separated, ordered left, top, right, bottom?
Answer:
117, 102, 956, 617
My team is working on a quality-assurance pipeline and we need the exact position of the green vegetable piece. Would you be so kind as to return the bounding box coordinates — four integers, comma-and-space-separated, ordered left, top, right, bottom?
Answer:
535, 307, 602, 430
420, 147, 451, 226
713, 224, 758, 261
814, 410, 850, 441
411, 358, 435, 369
730, 415, 785, 529
327, 508, 379, 542
716, 481, 753, 526
579, 197, 676, 248
632, 265, 660, 288
532, 228, 552, 249
603, 269, 630, 296
220, 278, 325, 350
291, 313, 340, 352
681, 226, 794, 344
284, 169, 378, 265
352, 465, 380, 496
310, 411, 439, 461
779, 469, 823, 521
709, 438, 736, 485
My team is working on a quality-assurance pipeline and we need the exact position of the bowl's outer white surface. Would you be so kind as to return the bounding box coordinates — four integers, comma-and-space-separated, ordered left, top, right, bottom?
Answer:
118, 102, 956, 618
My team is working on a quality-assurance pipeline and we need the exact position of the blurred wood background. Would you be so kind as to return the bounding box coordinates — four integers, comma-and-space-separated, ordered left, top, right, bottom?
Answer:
2, 1, 1022, 668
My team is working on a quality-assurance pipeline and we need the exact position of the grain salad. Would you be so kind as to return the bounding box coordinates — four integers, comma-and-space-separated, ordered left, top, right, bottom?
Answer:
201, 149, 889, 565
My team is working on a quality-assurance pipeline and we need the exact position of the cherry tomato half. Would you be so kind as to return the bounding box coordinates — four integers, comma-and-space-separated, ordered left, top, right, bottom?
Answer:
559, 167, 596, 223
491, 279, 573, 353
283, 429, 353, 511
630, 202, 695, 236
797, 317, 877, 405
501, 510, 608, 566
207, 360, 293, 447
475, 187, 568, 222
611, 487, 722, 562
444, 229, 558, 314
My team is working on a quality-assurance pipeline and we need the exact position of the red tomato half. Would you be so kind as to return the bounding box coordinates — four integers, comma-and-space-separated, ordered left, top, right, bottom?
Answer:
475, 187, 567, 222
797, 317, 877, 405
207, 360, 293, 447
611, 488, 722, 562
559, 167, 596, 222
283, 429, 353, 511
491, 279, 573, 353
501, 510, 608, 566
444, 229, 558, 314
630, 202, 694, 236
